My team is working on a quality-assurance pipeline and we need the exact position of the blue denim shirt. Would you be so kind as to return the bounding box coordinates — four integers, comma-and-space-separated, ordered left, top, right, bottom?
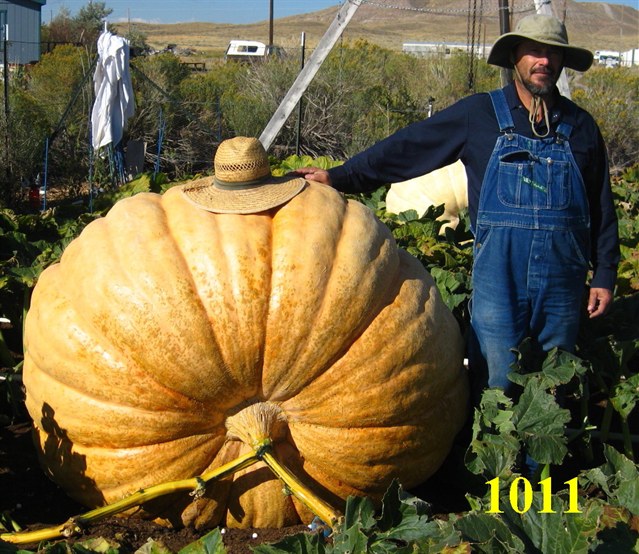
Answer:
328, 82, 619, 291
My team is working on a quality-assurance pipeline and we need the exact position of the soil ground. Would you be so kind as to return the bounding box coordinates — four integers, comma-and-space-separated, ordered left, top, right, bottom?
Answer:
0, 416, 476, 553
0, 422, 314, 554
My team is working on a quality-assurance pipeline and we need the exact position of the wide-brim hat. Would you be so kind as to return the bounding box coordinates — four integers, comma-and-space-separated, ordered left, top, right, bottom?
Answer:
181, 136, 306, 214
487, 14, 593, 72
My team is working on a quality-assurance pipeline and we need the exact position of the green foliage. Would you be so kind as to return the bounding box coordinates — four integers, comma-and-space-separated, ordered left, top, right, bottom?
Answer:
582, 445, 639, 516
572, 67, 639, 171
256, 472, 639, 553
177, 61, 244, 141
176, 529, 225, 554
75, 2, 115, 48
0, 44, 92, 203
3, 39, 635, 208
123, 26, 152, 56
270, 154, 343, 175
0, 157, 637, 553
0, 93, 49, 205
210, 40, 500, 160
612, 165, 639, 294
128, 53, 218, 179
375, 203, 474, 328
41, 1, 114, 51
27, 46, 89, 121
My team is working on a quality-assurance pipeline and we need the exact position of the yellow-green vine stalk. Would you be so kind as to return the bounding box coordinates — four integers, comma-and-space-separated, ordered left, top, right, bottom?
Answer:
2, 401, 342, 545
225, 401, 341, 527
0, 450, 259, 545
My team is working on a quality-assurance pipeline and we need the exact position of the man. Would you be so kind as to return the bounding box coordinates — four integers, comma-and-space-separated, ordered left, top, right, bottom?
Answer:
296, 14, 619, 396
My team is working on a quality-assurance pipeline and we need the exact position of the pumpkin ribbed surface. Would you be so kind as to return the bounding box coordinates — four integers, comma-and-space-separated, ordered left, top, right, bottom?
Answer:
23, 182, 468, 529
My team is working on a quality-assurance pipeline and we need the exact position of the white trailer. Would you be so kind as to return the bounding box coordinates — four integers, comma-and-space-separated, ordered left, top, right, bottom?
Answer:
224, 40, 285, 62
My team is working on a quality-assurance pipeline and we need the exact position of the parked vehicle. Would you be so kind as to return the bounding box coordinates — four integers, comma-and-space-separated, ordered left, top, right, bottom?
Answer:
224, 40, 285, 62
594, 49, 620, 67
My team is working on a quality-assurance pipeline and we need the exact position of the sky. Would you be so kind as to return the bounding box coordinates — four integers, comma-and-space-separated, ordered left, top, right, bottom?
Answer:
42, 0, 639, 26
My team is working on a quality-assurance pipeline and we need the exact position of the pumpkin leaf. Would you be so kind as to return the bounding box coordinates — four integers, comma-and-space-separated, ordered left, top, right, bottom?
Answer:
177, 528, 226, 554
508, 344, 589, 389
376, 480, 434, 542
512, 379, 571, 465
263, 483, 464, 554
411, 520, 468, 553
331, 523, 369, 554
465, 389, 520, 479
77, 537, 121, 554
453, 512, 526, 553
501, 493, 603, 554
134, 538, 173, 554
252, 532, 327, 553
611, 371, 639, 420
342, 495, 377, 531
581, 445, 639, 515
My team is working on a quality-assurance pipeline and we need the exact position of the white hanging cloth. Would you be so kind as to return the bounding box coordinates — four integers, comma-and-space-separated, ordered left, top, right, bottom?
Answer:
91, 30, 135, 150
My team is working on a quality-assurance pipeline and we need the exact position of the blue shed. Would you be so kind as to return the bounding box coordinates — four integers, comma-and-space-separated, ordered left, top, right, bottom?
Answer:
0, 0, 46, 65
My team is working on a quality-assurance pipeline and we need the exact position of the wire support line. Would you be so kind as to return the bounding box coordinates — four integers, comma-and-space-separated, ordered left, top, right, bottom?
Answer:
359, 0, 538, 16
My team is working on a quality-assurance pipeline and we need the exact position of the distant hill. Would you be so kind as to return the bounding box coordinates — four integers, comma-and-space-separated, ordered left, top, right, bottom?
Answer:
116, 0, 638, 58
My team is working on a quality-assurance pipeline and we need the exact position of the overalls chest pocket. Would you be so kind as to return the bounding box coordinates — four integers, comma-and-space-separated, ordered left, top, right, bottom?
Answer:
496, 149, 571, 210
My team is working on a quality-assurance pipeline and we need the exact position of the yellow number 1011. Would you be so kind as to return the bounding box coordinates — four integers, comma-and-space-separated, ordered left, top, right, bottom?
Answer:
486, 476, 581, 514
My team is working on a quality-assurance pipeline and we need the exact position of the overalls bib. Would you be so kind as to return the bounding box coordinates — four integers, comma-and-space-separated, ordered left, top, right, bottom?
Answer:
470, 89, 590, 392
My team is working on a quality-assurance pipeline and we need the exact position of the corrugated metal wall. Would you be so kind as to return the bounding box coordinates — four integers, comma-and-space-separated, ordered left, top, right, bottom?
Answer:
0, 0, 43, 65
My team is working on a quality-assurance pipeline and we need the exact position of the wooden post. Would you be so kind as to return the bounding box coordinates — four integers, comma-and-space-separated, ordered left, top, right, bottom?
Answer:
533, 0, 571, 98
259, 0, 363, 151
295, 32, 306, 156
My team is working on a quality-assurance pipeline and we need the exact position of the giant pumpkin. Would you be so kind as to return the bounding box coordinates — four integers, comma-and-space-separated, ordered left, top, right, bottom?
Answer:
386, 160, 469, 231
23, 180, 468, 529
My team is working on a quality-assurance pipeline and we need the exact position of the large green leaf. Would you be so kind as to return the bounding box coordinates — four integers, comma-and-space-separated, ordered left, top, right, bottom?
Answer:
252, 533, 326, 554
466, 389, 520, 478
582, 446, 639, 516
178, 529, 226, 554
454, 512, 526, 553
503, 493, 602, 554
512, 380, 571, 465
611, 371, 639, 420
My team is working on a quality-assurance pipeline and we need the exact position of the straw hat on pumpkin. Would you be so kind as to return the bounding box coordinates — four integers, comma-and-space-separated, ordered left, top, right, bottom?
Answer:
181, 136, 306, 214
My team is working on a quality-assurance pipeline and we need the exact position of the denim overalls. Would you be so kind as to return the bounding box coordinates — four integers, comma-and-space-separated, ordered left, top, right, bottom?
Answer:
470, 89, 590, 392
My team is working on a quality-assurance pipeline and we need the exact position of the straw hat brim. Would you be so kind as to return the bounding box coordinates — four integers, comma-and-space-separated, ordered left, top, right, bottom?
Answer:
181, 174, 307, 214
487, 34, 593, 72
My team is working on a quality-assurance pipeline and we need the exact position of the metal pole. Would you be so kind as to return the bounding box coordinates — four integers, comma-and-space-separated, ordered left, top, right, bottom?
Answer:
3, 25, 9, 117
268, 0, 274, 47
497, 0, 512, 86
3, 25, 8, 178
42, 138, 48, 211
295, 32, 306, 156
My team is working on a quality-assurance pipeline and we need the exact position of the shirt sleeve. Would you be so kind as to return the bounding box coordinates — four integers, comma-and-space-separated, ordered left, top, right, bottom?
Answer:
588, 126, 620, 291
328, 99, 471, 193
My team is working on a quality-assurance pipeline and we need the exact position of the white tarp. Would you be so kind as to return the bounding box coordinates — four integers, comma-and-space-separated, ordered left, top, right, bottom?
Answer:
91, 31, 135, 150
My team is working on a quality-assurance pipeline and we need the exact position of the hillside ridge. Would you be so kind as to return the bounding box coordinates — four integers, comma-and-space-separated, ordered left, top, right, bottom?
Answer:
116, 0, 638, 56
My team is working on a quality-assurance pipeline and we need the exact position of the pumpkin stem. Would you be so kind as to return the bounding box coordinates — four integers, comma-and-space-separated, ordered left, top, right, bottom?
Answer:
259, 448, 340, 528
225, 401, 288, 449
225, 401, 340, 529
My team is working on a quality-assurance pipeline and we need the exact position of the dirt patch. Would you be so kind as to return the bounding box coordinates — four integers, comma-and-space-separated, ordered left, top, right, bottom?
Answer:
0, 422, 316, 553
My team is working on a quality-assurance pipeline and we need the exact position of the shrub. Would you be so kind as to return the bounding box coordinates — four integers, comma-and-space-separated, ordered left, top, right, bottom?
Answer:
572, 66, 639, 172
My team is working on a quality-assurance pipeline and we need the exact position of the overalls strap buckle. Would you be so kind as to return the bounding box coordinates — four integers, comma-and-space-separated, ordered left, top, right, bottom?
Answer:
489, 89, 516, 137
